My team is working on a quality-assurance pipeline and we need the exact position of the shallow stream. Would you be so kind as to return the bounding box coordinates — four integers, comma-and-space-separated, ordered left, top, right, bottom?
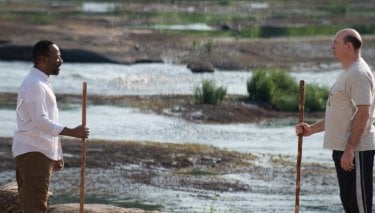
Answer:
0, 61, 348, 212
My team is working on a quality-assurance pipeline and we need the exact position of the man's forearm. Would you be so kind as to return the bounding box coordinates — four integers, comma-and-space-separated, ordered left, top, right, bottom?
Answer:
311, 119, 325, 134
59, 127, 72, 137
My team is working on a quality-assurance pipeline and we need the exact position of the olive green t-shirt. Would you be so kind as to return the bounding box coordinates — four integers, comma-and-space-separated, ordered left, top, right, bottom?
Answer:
324, 58, 375, 151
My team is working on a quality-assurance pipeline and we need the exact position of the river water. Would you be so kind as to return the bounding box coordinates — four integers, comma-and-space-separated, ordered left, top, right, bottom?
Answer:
0, 61, 346, 212
0, 61, 338, 161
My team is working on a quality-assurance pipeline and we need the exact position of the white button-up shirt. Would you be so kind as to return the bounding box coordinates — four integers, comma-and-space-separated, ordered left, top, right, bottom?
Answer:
13, 67, 65, 161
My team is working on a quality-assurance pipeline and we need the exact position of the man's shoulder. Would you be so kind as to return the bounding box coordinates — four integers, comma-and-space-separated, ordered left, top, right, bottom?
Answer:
347, 59, 372, 78
353, 58, 372, 72
20, 75, 45, 96
21, 75, 42, 88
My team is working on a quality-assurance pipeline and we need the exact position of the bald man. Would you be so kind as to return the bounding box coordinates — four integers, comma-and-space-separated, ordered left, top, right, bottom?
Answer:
296, 29, 375, 212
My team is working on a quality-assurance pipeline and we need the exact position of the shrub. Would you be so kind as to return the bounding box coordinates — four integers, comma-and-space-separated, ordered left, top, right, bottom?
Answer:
271, 90, 299, 112
247, 70, 273, 102
194, 80, 227, 105
304, 84, 329, 112
247, 69, 328, 112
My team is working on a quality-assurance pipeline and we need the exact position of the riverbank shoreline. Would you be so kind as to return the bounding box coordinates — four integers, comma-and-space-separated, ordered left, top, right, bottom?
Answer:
0, 137, 340, 212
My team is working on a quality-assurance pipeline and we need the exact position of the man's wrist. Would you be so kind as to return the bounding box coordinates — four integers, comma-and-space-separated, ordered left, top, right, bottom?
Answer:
345, 141, 357, 151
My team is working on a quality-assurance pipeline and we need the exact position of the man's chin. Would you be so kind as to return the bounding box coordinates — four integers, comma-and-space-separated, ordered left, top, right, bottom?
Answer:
52, 68, 60, 75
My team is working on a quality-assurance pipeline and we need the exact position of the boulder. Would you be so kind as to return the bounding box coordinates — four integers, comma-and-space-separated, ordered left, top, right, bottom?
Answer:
187, 61, 214, 73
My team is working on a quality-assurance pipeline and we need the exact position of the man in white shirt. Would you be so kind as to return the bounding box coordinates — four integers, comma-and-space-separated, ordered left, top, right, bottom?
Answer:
295, 29, 375, 212
13, 40, 90, 213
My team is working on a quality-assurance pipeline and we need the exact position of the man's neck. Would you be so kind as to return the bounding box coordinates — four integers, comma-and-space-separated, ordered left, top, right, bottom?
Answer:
34, 65, 49, 76
342, 54, 360, 70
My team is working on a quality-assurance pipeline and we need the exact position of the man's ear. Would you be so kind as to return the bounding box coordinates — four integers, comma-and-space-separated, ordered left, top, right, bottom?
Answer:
40, 55, 48, 63
346, 42, 353, 52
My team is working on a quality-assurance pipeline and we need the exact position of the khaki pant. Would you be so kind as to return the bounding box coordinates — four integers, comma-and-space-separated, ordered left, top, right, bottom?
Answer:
16, 152, 53, 213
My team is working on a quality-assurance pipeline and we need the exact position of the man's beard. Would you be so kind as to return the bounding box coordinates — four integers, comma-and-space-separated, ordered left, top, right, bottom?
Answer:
51, 66, 60, 75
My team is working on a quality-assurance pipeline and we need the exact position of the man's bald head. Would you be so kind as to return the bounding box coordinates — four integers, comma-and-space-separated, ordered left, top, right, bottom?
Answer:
336, 28, 362, 51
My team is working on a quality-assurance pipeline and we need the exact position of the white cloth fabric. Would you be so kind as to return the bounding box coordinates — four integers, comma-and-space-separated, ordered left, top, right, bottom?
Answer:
13, 67, 65, 160
324, 58, 375, 151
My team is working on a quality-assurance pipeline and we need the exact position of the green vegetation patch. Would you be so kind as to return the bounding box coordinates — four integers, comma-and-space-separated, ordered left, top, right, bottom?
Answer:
247, 69, 328, 112
194, 80, 227, 105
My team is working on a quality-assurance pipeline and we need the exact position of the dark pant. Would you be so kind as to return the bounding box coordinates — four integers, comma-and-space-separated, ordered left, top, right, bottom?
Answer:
332, 150, 375, 213
15, 152, 53, 213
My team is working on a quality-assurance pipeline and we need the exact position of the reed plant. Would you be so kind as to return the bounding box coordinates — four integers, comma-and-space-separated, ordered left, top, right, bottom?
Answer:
247, 69, 328, 112
194, 80, 227, 105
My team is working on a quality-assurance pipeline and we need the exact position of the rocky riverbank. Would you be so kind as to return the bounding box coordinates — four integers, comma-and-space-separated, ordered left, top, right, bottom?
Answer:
0, 137, 340, 212
1, 19, 375, 72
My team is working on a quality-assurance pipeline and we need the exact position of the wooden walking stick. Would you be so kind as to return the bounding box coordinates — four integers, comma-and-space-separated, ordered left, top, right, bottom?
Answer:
80, 82, 87, 213
295, 80, 305, 213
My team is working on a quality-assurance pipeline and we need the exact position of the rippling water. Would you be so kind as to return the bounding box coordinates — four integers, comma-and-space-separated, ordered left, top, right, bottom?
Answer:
0, 61, 335, 162
0, 61, 339, 95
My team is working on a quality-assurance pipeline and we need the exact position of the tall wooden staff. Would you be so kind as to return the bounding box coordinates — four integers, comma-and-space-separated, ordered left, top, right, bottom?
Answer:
295, 80, 305, 213
80, 82, 87, 213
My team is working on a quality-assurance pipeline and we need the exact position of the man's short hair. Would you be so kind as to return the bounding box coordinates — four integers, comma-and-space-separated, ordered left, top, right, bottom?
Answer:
32, 40, 54, 64
343, 35, 362, 50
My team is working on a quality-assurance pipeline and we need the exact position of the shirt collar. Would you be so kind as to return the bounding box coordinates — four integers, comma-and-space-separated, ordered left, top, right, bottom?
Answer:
31, 67, 49, 83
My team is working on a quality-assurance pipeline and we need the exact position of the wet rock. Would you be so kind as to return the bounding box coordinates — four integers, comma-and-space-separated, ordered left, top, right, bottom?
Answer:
0, 182, 161, 213
49, 203, 160, 213
0, 182, 21, 213
218, 23, 231, 31
134, 58, 164, 63
0, 45, 117, 63
0, 40, 10, 44
0, 45, 32, 61
60, 48, 117, 63
187, 61, 214, 73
